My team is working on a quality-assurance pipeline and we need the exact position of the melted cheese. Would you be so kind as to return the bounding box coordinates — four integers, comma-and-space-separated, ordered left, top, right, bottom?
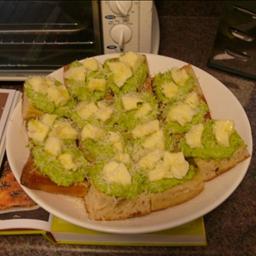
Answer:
87, 78, 106, 92
108, 61, 132, 88
135, 103, 152, 118
64, 66, 86, 81
121, 93, 142, 111
44, 136, 62, 156
167, 103, 196, 125
185, 92, 199, 108
213, 120, 234, 147
40, 114, 57, 127
28, 76, 48, 94
27, 119, 49, 143
148, 161, 168, 181
164, 152, 189, 179
58, 153, 77, 170
81, 124, 104, 141
132, 120, 160, 138
171, 67, 189, 85
147, 151, 189, 181
142, 130, 165, 150
108, 132, 123, 152
103, 161, 131, 185
95, 101, 113, 121
114, 153, 131, 164
119, 51, 139, 70
138, 149, 163, 169
51, 121, 78, 140
47, 85, 70, 106
76, 102, 98, 120
161, 81, 178, 99
185, 123, 204, 148
81, 58, 99, 71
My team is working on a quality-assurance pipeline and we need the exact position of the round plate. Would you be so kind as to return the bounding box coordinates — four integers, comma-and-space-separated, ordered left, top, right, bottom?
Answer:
6, 54, 252, 234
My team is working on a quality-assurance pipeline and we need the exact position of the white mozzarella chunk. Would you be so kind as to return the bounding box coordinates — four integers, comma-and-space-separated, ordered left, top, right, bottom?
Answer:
161, 81, 178, 99
121, 93, 142, 111
138, 149, 163, 169
58, 153, 77, 170
95, 101, 113, 121
76, 101, 98, 120
81, 58, 99, 71
148, 161, 169, 182
103, 161, 131, 185
27, 119, 49, 143
51, 120, 78, 140
142, 130, 165, 150
81, 124, 104, 141
185, 123, 204, 148
213, 120, 234, 147
132, 120, 160, 138
64, 66, 86, 82
47, 85, 70, 106
114, 153, 131, 164
167, 103, 196, 126
164, 152, 189, 179
108, 61, 132, 88
135, 103, 152, 118
185, 92, 200, 108
28, 76, 48, 94
119, 51, 139, 70
40, 114, 57, 127
171, 67, 189, 85
44, 136, 62, 156
87, 78, 106, 92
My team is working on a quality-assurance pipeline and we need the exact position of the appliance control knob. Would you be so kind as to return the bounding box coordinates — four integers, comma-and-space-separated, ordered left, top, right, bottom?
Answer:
108, 1, 132, 16
110, 24, 132, 51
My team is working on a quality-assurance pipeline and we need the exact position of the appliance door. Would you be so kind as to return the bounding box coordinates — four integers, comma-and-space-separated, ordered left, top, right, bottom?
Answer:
0, 0, 102, 80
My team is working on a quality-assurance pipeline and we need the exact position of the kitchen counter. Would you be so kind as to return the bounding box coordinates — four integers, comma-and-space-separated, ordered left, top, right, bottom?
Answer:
1, 1, 256, 255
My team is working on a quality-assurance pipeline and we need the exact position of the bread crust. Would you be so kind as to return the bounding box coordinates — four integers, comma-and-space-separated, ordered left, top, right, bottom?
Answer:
150, 171, 204, 211
84, 185, 151, 221
84, 171, 204, 221
21, 156, 88, 197
195, 146, 250, 181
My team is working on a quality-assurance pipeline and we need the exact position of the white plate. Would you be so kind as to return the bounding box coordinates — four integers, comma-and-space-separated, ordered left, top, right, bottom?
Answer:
6, 54, 252, 234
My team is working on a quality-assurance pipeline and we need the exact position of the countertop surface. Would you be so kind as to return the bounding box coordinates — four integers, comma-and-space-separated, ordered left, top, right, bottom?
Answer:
1, 1, 256, 255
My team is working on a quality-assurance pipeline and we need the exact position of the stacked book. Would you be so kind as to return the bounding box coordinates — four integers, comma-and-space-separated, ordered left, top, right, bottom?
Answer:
0, 89, 20, 167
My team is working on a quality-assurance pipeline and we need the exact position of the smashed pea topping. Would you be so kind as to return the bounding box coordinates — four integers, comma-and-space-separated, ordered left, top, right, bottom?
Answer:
23, 52, 247, 198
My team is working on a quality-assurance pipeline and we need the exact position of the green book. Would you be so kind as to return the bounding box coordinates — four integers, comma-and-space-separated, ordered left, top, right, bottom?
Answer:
50, 216, 207, 246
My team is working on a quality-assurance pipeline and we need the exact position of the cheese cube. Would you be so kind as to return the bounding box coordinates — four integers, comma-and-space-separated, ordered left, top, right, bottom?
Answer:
87, 78, 106, 92
108, 61, 132, 88
44, 136, 62, 156
132, 120, 160, 138
103, 161, 131, 185
121, 93, 142, 111
213, 120, 234, 147
27, 119, 49, 143
185, 123, 204, 148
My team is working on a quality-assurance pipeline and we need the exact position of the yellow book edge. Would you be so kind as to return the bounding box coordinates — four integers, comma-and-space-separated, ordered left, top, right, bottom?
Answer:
50, 216, 207, 247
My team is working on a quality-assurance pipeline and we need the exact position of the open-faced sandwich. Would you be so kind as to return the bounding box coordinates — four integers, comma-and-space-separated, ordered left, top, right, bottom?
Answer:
20, 52, 250, 220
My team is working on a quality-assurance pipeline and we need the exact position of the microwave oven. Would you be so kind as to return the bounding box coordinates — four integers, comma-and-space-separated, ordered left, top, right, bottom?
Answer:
0, 0, 159, 81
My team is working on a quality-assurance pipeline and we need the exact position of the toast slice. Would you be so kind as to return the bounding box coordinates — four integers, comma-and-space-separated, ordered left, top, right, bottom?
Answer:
84, 170, 204, 221
21, 156, 89, 197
